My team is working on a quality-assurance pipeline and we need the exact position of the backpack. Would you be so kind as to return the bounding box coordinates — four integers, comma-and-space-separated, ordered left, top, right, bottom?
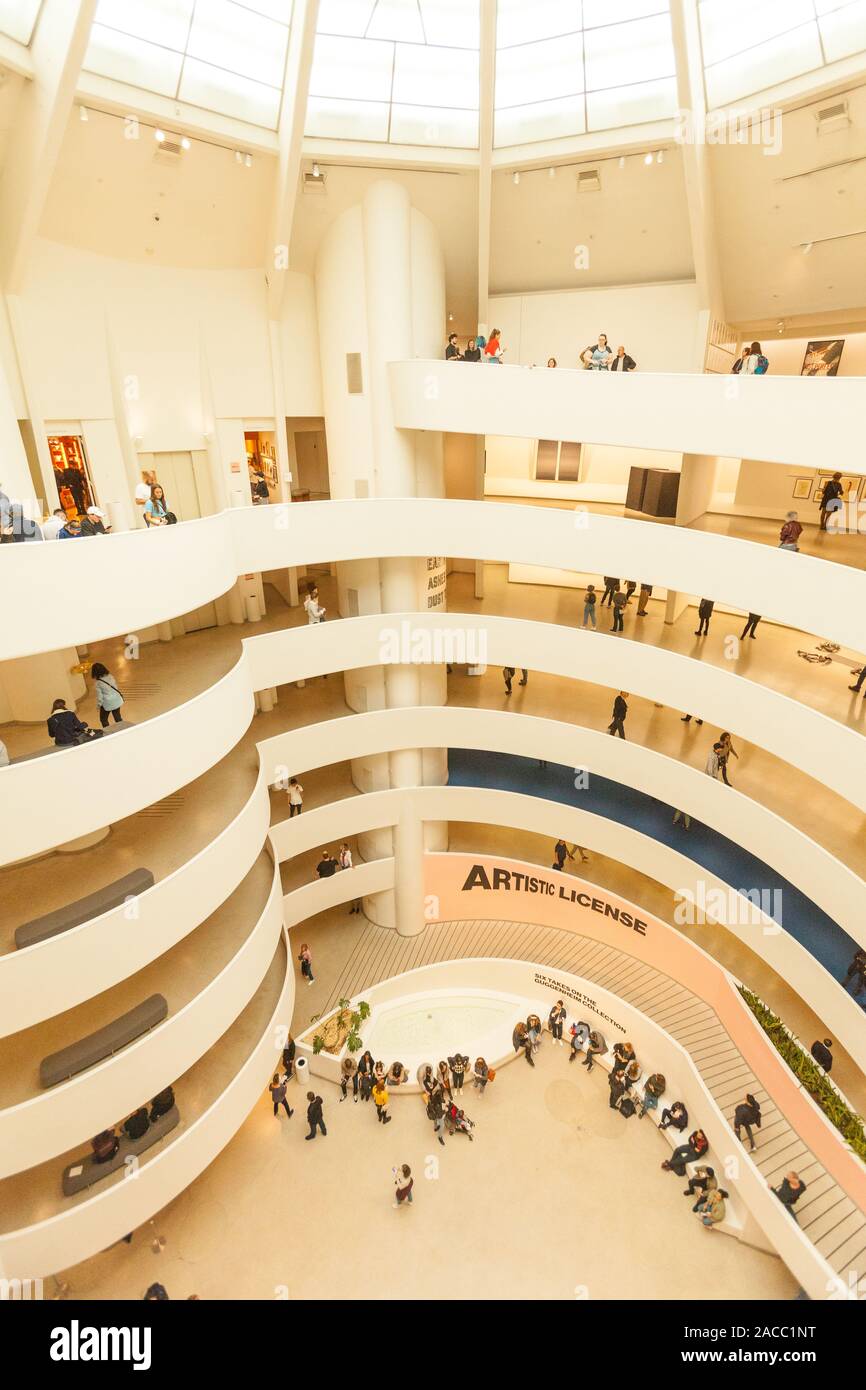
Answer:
619, 1098, 636, 1119
752, 355, 769, 374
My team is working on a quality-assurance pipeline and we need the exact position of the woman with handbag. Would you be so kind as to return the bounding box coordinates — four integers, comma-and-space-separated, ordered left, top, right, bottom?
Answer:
144, 484, 170, 527
91, 662, 125, 727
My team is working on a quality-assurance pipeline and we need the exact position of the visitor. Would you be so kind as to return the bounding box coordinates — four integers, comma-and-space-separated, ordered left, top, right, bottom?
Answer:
445, 1101, 475, 1139
144, 484, 170, 527
445, 333, 462, 361
694, 597, 714, 636
282, 1036, 296, 1078
810, 1038, 833, 1073
316, 850, 337, 879
554, 838, 573, 870
818, 472, 844, 531
304, 1091, 327, 1140
304, 585, 326, 624
393, 1163, 414, 1208
297, 942, 315, 985
448, 1054, 468, 1095
695, 1189, 727, 1228
623, 1060, 641, 1092
135, 469, 157, 519
339, 842, 361, 913
841, 949, 866, 997
419, 1064, 437, 1097
340, 1056, 357, 1102
717, 732, 739, 786
639, 1072, 666, 1118
91, 1129, 120, 1164
80, 506, 110, 536
144, 1284, 169, 1301
608, 1070, 626, 1110
705, 741, 724, 779
526, 1014, 542, 1053
357, 1051, 376, 1103
661, 1129, 708, 1176
601, 576, 619, 607
659, 1101, 688, 1133
150, 1086, 175, 1121
123, 1106, 150, 1142
47, 697, 91, 746
581, 1030, 605, 1072
741, 341, 768, 374
611, 1041, 635, 1075
427, 1088, 447, 1146
464, 337, 481, 362
270, 1073, 293, 1120
636, 582, 652, 617
611, 586, 627, 632
502, 665, 515, 696
41, 508, 68, 541
387, 1062, 407, 1087
287, 777, 303, 815
547, 357, 557, 368
568, 1020, 590, 1062
733, 1093, 762, 1150
610, 345, 636, 372
372, 1078, 392, 1125
778, 511, 802, 551
740, 612, 761, 640
607, 690, 628, 739
513, 1021, 534, 1067
684, 1165, 717, 1207
589, 333, 612, 370
773, 1171, 806, 1221
91, 662, 125, 727
582, 583, 597, 628
848, 667, 866, 696
680, 715, 703, 725
58, 516, 84, 539
672, 809, 691, 830
731, 344, 750, 374
472, 1057, 490, 1092
484, 328, 504, 362
549, 1000, 566, 1045
437, 1060, 452, 1095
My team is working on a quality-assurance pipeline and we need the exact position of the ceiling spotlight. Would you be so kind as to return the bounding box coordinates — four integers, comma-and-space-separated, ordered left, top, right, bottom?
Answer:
244, 152, 252, 168
79, 105, 89, 122
512, 170, 520, 185
656, 150, 664, 164
235, 150, 243, 164
448, 312, 454, 322
548, 166, 556, 179
154, 128, 166, 143
618, 155, 625, 169
312, 161, 320, 177
643, 152, 654, 166
777, 320, 786, 334
802, 241, 813, 254
180, 136, 191, 151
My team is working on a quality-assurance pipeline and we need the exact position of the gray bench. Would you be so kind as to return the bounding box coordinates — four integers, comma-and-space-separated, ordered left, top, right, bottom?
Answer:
11, 719, 135, 764
40, 994, 168, 1089
15, 867, 154, 949
62, 1105, 180, 1196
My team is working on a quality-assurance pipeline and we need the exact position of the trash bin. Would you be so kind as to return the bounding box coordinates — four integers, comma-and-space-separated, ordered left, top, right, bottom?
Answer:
295, 1056, 309, 1086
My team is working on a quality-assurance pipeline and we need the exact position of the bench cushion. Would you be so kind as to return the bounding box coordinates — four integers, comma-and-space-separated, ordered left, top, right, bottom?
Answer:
16, 866, 154, 949
62, 1105, 179, 1196
40, 993, 168, 1089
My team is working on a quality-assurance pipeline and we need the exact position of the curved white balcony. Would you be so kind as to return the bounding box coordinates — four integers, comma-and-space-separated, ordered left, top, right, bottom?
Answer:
0, 936, 292, 1281
2, 499, 865, 663
0, 858, 283, 1176
389, 360, 866, 470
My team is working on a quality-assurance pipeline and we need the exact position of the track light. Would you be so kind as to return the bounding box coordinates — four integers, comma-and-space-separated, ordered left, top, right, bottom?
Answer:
548, 166, 556, 179
802, 241, 813, 254
312, 161, 319, 177
512, 170, 520, 184
154, 128, 166, 143
618, 155, 625, 169
181, 136, 191, 150
79, 105, 88, 122
643, 152, 653, 166
235, 150, 243, 164
656, 150, 664, 164
244, 152, 252, 168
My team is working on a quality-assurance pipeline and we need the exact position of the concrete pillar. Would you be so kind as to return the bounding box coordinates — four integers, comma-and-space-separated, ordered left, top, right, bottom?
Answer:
393, 805, 425, 938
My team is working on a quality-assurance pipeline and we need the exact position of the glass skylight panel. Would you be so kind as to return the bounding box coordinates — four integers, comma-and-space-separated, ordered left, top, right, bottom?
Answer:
93, 0, 194, 50
309, 33, 394, 101
704, 22, 824, 107
187, 0, 288, 87
495, 0, 579, 49
699, 0, 815, 66
818, 0, 866, 62
316, 0, 376, 37
179, 56, 282, 125
419, 0, 479, 48
392, 41, 478, 108
0, 0, 43, 45
582, 0, 669, 27
584, 13, 675, 90
390, 102, 478, 146
367, 0, 425, 43
494, 93, 586, 146
243, 0, 293, 20
305, 94, 390, 140
495, 32, 584, 109
587, 74, 677, 130
85, 24, 183, 97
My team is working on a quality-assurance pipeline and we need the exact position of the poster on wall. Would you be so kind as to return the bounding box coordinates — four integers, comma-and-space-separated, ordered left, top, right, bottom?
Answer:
800, 339, 844, 376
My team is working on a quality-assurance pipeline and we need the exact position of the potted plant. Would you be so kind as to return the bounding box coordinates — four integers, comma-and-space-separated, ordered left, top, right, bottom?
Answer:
311, 998, 371, 1056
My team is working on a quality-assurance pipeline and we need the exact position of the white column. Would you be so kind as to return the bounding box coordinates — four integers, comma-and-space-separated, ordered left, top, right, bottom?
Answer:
392, 805, 425, 938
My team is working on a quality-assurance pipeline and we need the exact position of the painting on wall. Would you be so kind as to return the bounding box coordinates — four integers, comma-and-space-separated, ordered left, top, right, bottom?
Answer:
801, 339, 845, 376
792, 478, 812, 500
812, 472, 861, 503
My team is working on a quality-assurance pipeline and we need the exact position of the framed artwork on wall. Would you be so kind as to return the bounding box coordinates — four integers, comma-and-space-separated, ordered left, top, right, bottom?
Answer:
801, 339, 844, 376
792, 478, 812, 500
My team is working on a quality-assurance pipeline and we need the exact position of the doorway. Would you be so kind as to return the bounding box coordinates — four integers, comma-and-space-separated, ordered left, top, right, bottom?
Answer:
47, 434, 97, 517
244, 430, 278, 505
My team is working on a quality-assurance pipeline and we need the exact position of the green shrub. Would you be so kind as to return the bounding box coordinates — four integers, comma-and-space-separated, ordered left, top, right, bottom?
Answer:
738, 987, 866, 1162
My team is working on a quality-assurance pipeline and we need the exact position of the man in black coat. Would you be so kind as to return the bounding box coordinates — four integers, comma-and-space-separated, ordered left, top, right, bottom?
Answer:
305, 1091, 327, 1140
607, 691, 629, 739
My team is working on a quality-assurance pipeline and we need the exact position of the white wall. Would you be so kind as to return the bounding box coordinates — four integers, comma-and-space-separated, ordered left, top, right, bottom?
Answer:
489, 282, 702, 373
760, 333, 866, 378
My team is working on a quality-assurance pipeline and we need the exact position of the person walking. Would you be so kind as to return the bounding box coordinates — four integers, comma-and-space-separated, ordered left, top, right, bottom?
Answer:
601, 577, 619, 607
694, 597, 714, 637
740, 612, 761, 640
841, 950, 866, 997
778, 511, 803, 550
549, 1000, 566, 1046
680, 715, 703, 726
733, 1093, 761, 1150
636, 583, 652, 617
818, 472, 844, 531
705, 742, 723, 779
810, 1038, 833, 1073
582, 584, 597, 628
427, 1088, 447, 1145
553, 838, 573, 870
672, 808, 691, 830
304, 1091, 327, 1140
773, 1171, 806, 1221
611, 586, 627, 632
316, 850, 337, 879
608, 691, 628, 739
270, 1073, 293, 1120
849, 666, 866, 696
298, 942, 315, 985
393, 1163, 414, 1208
372, 1078, 392, 1124
91, 662, 125, 727
304, 585, 326, 624
287, 777, 303, 816
502, 666, 516, 696
717, 732, 739, 786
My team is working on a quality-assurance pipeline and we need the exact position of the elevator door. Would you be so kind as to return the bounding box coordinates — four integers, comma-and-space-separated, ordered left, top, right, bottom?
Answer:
150, 452, 217, 633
